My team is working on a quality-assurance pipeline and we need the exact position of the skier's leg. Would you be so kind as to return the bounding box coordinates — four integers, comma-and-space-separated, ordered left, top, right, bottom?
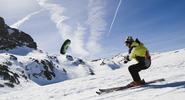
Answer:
128, 63, 146, 81
128, 64, 141, 81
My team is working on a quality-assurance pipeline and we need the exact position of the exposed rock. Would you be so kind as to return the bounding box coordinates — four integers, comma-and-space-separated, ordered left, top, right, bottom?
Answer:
0, 64, 20, 87
0, 17, 37, 51
72, 58, 85, 66
40, 59, 55, 80
66, 55, 74, 61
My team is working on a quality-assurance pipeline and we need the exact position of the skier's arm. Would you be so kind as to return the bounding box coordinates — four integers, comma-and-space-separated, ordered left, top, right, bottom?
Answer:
123, 55, 130, 63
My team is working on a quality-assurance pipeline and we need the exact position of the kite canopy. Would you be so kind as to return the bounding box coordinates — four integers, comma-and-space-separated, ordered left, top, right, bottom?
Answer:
60, 39, 71, 55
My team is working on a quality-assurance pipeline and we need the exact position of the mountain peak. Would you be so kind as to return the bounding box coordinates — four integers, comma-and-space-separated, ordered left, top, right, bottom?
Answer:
0, 17, 37, 52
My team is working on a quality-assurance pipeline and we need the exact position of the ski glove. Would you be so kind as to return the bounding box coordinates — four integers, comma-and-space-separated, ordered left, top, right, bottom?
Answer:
123, 55, 130, 63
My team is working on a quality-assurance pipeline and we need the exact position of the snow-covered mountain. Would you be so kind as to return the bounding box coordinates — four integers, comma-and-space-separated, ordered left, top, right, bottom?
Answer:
0, 17, 106, 94
0, 17, 126, 95
0, 46, 127, 90
0, 48, 92, 88
0, 48, 185, 100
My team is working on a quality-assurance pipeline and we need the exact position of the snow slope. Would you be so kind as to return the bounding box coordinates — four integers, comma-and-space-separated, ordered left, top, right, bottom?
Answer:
0, 46, 121, 94
0, 48, 185, 100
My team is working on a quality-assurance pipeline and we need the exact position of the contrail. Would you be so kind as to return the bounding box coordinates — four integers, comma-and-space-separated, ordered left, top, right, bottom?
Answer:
107, 0, 122, 36
11, 9, 43, 29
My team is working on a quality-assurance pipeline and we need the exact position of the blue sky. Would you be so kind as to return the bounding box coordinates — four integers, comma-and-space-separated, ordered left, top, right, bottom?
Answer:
1, 0, 185, 59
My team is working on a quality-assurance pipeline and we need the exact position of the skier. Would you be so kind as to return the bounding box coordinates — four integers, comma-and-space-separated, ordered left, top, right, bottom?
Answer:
124, 36, 151, 86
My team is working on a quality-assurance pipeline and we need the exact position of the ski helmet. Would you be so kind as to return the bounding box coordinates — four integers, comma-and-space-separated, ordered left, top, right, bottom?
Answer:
125, 36, 134, 43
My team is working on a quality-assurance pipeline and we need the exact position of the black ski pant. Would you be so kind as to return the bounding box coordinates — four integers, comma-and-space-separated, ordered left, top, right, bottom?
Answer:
128, 62, 149, 81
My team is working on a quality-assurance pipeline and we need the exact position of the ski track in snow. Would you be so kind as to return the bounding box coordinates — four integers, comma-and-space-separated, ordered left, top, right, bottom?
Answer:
0, 49, 185, 100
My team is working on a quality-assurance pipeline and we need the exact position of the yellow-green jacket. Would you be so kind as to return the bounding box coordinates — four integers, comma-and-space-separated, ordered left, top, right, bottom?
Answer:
129, 41, 148, 61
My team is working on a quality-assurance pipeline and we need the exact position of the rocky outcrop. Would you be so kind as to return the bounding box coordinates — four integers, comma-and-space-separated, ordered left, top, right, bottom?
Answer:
0, 17, 37, 51
27, 59, 57, 81
0, 64, 20, 87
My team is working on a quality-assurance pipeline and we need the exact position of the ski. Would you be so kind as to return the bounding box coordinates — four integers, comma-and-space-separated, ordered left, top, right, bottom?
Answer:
96, 78, 165, 95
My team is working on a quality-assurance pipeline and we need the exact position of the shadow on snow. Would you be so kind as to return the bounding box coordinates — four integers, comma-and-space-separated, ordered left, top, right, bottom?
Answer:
145, 81, 185, 89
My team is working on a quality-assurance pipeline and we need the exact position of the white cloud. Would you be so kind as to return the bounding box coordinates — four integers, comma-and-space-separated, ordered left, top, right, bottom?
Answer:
36, 0, 107, 58
36, 0, 72, 39
72, 24, 89, 57
11, 9, 43, 28
86, 0, 107, 54
36, 0, 89, 57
